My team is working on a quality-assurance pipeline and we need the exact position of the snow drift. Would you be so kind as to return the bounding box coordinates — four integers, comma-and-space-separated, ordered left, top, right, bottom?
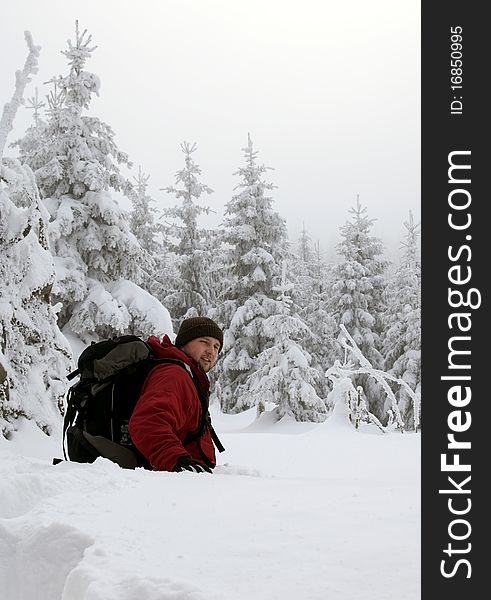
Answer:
0, 408, 420, 600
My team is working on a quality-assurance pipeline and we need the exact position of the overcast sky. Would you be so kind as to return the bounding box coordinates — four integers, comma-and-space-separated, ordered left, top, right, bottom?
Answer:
1, 0, 420, 260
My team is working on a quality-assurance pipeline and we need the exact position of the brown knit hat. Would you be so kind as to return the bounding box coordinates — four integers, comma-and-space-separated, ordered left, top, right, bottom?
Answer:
175, 316, 223, 351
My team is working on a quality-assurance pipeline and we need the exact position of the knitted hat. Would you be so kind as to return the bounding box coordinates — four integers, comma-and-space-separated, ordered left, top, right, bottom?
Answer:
175, 317, 223, 351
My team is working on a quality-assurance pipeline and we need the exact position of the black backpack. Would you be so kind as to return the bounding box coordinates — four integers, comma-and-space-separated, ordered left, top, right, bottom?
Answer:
61, 335, 224, 469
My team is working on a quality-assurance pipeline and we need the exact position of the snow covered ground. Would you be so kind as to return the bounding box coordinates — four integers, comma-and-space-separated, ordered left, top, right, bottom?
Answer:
0, 407, 420, 600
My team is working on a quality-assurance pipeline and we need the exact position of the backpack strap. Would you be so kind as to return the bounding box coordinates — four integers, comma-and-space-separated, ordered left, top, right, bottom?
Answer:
184, 368, 225, 453
209, 424, 226, 453
62, 385, 80, 460
67, 368, 79, 381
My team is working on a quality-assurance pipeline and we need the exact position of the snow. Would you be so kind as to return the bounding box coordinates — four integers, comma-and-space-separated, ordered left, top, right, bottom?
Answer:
0, 407, 420, 600
106, 279, 174, 339
0, 22, 422, 599
0, 31, 40, 159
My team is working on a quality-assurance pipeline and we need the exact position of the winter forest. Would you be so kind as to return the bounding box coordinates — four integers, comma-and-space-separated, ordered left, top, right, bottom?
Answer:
0, 24, 421, 442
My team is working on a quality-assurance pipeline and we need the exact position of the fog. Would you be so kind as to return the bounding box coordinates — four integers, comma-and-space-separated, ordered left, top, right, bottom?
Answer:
1, 0, 420, 261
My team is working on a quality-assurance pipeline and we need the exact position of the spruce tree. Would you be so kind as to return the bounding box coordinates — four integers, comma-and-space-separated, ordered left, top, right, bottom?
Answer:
290, 223, 314, 312
298, 222, 312, 263
1, 33, 72, 436
14, 23, 166, 341
129, 166, 169, 299
216, 134, 290, 413
162, 142, 214, 327
15, 23, 133, 200
130, 166, 161, 256
330, 196, 388, 365
329, 196, 389, 419
291, 235, 338, 375
241, 264, 329, 422
26, 88, 46, 126
14, 87, 48, 158
222, 134, 287, 302
381, 211, 421, 429
0, 161, 72, 435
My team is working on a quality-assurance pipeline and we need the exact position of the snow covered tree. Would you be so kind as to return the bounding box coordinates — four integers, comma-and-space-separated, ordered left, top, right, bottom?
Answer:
25, 88, 46, 127
381, 212, 421, 429
298, 222, 313, 263
241, 264, 329, 422
14, 23, 168, 341
290, 231, 338, 374
0, 161, 72, 436
15, 23, 133, 200
0, 33, 72, 436
325, 325, 420, 432
328, 196, 389, 419
130, 166, 162, 256
290, 224, 314, 311
9, 85, 47, 169
329, 197, 388, 361
215, 134, 290, 413
128, 166, 171, 299
221, 134, 288, 303
162, 142, 215, 327
309, 242, 339, 364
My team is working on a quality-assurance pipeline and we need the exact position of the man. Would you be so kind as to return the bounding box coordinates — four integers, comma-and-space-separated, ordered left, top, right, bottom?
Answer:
129, 316, 223, 473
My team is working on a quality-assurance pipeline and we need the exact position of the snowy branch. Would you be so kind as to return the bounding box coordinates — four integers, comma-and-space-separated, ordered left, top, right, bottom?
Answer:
336, 324, 420, 430
338, 325, 403, 428
0, 32, 40, 159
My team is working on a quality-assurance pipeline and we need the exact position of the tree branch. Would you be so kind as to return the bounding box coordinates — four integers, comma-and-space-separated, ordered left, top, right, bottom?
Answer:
0, 31, 41, 159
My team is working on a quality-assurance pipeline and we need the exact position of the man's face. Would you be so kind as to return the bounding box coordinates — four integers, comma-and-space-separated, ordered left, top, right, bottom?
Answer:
181, 336, 220, 373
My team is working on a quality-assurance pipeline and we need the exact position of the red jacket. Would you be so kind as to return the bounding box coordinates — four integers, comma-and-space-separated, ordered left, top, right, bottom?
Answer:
128, 335, 216, 471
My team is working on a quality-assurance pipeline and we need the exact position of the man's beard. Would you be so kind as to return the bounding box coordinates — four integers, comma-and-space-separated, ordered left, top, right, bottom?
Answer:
198, 357, 213, 373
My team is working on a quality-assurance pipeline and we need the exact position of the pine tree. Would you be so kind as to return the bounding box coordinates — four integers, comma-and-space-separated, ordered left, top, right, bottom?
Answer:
215, 134, 290, 412
329, 196, 389, 419
290, 224, 314, 311
14, 23, 166, 341
129, 166, 168, 298
241, 263, 329, 422
298, 222, 312, 263
130, 166, 162, 255
330, 196, 388, 365
15, 23, 132, 200
381, 211, 421, 429
9, 86, 47, 165
291, 235, 338, 375
325, 325, 418, 432
25, 87, 46, 127
0, 33, 72, 436
162, 142, 215, 327
0, 161, 72, 436
222, 134, 288, 302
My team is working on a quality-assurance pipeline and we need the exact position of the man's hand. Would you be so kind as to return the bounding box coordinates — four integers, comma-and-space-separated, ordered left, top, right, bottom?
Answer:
172, 455, 213, 473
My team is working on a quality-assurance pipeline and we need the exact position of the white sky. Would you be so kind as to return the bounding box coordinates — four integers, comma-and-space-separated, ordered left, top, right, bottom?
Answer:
1, 0, 420, 260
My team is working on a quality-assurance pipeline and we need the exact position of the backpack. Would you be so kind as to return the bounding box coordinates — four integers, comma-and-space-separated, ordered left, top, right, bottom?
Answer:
62, 335, 224, 469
